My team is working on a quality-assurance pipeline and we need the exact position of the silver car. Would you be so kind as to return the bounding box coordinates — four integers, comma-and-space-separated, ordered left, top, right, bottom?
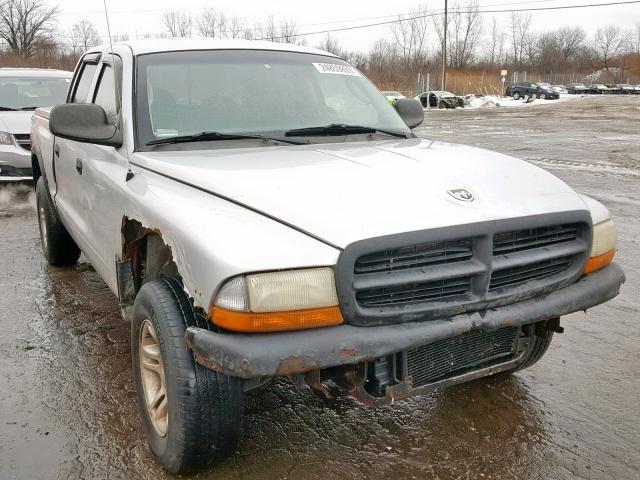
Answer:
0, 68, 72, 182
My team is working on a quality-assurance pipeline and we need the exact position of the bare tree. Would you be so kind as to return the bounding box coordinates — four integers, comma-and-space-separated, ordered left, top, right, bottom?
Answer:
484, 17, 506, 66
317, 34, 343, 56
162, 10, 192, 38
197, 8, 226, 38
510, 13, 532, 67
68, 18, 100, 58
555, 26, 586, 67
447, 0, 482, 69
227, 16, 244, 39
632, 22, 640, 54
593, 25, 624, 70
392, 4, 429, 68
0, 0, 59, 57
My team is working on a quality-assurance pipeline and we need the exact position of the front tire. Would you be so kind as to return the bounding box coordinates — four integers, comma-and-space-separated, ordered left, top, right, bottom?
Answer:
35, 177, 81, 266
513, 91, 521, 100
131, 278, 244, 473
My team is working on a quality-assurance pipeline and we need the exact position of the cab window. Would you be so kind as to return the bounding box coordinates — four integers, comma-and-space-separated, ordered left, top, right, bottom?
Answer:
71, 62, 98, 103
92, 64, 119, 125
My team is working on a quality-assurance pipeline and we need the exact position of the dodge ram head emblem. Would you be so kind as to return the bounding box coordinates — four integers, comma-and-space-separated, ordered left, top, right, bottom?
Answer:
447, 189, 474, 202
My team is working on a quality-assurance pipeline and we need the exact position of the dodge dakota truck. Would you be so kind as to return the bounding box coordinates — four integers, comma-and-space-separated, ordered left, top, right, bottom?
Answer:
31, 39, 625, 473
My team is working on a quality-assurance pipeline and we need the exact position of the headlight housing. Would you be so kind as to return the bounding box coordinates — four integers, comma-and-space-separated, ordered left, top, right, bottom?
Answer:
212, 267, 343, 332
583, 219, 617, 274
0, 131, 15, 146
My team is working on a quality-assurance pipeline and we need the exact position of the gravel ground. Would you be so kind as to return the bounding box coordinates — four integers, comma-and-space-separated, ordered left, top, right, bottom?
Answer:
1, 95, 638, 480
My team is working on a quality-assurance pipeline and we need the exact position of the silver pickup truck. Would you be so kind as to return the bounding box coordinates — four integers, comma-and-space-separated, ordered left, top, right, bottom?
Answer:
31, 39, 625, 473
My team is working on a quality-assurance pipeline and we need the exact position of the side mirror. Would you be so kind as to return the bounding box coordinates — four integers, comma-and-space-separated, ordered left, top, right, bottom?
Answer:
50, 103, 122, 147
393, 98, 424, 129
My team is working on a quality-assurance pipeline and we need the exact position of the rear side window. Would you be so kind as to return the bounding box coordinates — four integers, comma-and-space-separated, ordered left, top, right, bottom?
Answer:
93, 65, 118, 125
72, 63, 97, 103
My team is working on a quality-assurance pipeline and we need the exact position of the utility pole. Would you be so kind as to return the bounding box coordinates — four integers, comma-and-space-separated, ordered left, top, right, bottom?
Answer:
441, 0, 448, 90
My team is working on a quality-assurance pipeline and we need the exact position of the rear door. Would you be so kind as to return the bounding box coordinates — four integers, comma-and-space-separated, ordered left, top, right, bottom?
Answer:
53, 54, 101, 259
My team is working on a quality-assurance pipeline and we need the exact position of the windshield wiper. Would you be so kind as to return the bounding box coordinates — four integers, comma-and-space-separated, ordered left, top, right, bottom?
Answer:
146, 131, 306, 146
0, 106, 18, 111
285, 123, 407, 138
19, 106, 39, 111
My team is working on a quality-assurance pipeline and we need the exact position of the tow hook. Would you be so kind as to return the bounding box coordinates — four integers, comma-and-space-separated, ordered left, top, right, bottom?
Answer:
537, 317, 564, 338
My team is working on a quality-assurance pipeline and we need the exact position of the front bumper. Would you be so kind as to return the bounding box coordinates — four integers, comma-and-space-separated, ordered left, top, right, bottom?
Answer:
0, 145, 32, 182
185, 263, 625, 379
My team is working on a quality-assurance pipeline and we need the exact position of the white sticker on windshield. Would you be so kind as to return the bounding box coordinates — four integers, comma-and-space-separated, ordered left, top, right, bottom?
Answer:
312, 63, 361, 76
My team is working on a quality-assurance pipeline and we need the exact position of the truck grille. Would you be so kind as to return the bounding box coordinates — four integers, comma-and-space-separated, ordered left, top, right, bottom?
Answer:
489, 256, 572, 291
356, 277, 471, 307
493, 224, 580, 255
335, 212, 591, 326
406, 326, 519, 387
354, 239, 473, 274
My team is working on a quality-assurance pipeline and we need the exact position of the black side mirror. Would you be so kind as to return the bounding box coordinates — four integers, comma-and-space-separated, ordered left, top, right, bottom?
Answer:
393, 98, 424, 129
50, 103, 122, 147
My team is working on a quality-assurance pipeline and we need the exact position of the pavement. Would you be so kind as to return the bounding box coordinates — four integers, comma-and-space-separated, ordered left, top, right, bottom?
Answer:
0, 95, 638, 479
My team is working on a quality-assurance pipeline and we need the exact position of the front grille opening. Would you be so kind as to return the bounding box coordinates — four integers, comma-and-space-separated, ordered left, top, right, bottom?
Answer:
354, 238, 473, 274
356, 276, 471, 307
406, 326, 519, 387
0, 165, 31, 177
489, 256, 572, 291
493, 224, 580, 255
13, 133, 31, 151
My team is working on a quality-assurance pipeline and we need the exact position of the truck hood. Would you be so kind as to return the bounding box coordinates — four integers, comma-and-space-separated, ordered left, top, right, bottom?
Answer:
0, 111, 32, 134
133, 139, 588, 248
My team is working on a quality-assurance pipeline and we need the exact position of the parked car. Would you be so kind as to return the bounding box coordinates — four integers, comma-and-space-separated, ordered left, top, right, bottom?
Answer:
0, 68, 71, 182
31, 39, 625, 474
538, 83, 566, 95
588, 84, 610, 94
566, 83, 589, 94
415, 90, 465, 108
381, 91, 405, 102
613, 84, 637, 94
505, 81, 559, 100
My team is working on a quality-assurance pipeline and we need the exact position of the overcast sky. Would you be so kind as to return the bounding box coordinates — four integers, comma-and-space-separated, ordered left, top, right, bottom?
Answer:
56, 0, 640, 51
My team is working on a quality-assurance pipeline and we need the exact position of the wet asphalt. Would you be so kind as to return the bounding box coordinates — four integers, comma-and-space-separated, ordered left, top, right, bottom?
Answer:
0, 95, 638, 479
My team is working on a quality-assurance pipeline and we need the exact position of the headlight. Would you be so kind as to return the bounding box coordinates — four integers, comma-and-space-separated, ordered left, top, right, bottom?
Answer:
583, 219, 617, 274
212, 267, 343, 332
0, 131, 15, 146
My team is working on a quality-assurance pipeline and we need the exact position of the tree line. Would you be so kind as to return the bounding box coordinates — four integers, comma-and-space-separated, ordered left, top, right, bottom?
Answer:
1, 0, 639, 90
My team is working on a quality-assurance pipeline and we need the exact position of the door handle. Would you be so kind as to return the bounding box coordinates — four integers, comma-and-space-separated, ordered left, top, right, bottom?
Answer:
54, 144, 60, 157
75, 158, 83, 175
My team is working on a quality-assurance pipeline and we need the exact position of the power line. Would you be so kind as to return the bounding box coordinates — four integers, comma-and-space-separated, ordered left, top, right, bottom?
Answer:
266, 0, 640, 39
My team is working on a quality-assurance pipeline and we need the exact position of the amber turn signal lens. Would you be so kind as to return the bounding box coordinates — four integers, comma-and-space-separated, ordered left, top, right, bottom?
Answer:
211, 306, 343, 332
583, 248, 615, 275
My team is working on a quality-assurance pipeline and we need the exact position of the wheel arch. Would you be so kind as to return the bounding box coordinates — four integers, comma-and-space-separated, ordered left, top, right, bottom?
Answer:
118, 216, 202, 319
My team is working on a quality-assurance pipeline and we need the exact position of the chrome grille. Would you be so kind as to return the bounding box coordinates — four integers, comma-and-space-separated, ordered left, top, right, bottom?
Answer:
13, 133, 31, 151
407, 326, 519, 387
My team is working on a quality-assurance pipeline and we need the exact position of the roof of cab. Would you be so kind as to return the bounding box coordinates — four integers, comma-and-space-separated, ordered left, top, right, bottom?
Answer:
0, 68, 72, 77
89, 38, 337, 57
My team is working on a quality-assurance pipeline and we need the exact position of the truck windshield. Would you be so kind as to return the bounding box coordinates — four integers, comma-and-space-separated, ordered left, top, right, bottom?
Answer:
0, 76, 70, 110
135, 49, 409, 148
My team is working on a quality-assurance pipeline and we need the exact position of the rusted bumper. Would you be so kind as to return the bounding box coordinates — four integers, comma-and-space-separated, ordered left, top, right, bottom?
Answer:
185, 263, 625, 379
